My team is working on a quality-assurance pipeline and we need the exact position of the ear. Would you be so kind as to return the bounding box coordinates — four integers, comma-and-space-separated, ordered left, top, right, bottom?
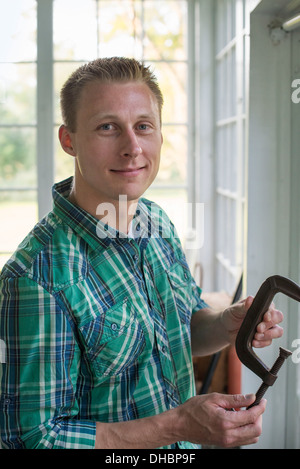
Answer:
58, 125, 77, 156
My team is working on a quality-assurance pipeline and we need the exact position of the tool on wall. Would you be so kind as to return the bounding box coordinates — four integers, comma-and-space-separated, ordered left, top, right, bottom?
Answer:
235, 275, 300, 409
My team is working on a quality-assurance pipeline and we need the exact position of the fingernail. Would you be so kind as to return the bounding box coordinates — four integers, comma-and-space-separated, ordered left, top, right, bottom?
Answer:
256, 333, 264, 340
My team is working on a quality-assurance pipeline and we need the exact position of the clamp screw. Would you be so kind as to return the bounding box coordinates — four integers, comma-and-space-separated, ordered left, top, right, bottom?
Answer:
247, 347, 292, 409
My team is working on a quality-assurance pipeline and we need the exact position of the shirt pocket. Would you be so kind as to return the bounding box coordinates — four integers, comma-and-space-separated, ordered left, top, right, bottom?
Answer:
79, 297, 146, 380
166, 259, 193, 326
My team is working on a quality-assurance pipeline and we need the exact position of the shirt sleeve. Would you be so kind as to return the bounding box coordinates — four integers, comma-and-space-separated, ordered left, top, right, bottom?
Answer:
0, 275, 96, 449
191, 284, 210, 314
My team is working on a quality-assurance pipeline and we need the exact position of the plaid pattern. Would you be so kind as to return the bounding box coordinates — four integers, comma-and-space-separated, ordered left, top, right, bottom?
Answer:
0, 177, 206, 449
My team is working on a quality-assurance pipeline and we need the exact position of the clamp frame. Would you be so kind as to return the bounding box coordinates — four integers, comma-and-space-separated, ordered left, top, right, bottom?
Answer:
236, 275, 300, 389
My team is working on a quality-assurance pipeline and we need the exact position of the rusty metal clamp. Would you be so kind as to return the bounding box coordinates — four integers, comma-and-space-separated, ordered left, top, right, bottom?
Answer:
235, 275, 300, 409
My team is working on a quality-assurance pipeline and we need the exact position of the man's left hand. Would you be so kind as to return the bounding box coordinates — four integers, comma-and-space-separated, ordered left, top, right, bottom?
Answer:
222, 296, 284, 347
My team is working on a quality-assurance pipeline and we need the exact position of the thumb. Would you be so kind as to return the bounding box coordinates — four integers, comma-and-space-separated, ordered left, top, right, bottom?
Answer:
244, 295, 254, 312
221, 393, 256, 410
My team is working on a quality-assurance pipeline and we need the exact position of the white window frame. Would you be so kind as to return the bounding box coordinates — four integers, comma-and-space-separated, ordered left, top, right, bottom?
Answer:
37, 0, 54, 219
214, 0, 249, 295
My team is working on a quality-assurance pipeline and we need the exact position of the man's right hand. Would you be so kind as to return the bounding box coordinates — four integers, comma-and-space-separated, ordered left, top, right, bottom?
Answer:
95, 393, 265, 449
176, 393, 266, 448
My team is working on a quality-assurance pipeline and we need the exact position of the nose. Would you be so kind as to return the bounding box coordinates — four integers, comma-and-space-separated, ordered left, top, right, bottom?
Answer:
120, 129, 142, 158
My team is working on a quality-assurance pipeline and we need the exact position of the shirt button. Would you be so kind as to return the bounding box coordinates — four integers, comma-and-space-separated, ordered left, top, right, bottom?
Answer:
111, 323, 118, 331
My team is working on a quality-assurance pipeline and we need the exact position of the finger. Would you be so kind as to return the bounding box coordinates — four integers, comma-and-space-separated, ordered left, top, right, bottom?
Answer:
253, 338, 272, 348
254, 324, 284, 341
265, 306, 283, 325
256, 308, 284, 333
253, 325, 284, 346
220, 399, 266, 447
222, 393, 255, 409
225, 414, 263, 447
224, 395, 266, 421
219, 393, 259, 417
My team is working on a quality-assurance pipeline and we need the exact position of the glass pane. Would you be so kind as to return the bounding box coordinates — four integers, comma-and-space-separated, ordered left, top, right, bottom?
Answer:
0, 63, 36, 125
53, 0, 97, 60
216, 58, 225, 121
216, 0, 236, 53
216, 47, 236, 122
0, 0, 36, 62
156, 125, 187, 186
0, 193, 38, 270
97, 1, 143, 58
0, 128, 36, 188
143, 1, 187, 61
148, 61, 187, 124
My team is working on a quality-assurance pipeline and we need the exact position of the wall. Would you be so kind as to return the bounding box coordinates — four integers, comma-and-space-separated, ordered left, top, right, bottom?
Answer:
245, 0, 300, 448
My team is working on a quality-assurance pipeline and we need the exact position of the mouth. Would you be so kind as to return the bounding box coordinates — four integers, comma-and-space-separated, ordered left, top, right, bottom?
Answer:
110, 167, 145, 177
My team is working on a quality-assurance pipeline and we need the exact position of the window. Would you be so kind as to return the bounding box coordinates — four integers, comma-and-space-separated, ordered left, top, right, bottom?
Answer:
0, 0, 37, 269
0, 0, 191, 270
54, 0, 190, 238
213, 0, 250, 294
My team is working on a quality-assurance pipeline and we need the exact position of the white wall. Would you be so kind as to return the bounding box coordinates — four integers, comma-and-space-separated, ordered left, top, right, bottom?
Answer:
244, 1, 300, 448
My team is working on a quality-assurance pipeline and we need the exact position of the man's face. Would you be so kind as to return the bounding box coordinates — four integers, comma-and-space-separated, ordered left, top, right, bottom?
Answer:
60, 80, 163, 211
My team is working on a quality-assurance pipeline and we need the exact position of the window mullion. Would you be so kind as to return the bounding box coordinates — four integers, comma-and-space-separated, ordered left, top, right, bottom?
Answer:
37, 0, 54, 219
187, 0, 196, 212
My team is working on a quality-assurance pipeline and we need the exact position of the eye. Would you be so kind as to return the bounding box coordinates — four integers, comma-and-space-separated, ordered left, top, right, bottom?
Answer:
98, 123, 114, 131
137, 123, 153, 132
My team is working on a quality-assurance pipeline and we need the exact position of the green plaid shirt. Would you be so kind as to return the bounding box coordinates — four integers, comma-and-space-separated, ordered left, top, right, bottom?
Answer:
0, 177, 206, 449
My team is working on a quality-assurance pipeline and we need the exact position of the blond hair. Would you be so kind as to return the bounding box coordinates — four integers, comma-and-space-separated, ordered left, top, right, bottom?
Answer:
60, 57, 164, 132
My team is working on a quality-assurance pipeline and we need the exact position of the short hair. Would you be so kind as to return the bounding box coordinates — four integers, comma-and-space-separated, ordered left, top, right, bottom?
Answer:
60, 57, 164, 132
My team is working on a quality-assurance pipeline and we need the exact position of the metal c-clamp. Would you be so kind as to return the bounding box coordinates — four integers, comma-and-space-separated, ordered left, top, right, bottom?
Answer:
235, 275, 300, 408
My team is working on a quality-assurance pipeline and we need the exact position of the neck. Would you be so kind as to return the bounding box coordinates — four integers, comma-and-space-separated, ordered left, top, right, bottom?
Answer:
68, 183, 138, 235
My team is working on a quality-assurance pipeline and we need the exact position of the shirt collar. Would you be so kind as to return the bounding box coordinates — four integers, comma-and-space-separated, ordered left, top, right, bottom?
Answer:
52, 177, 159, 250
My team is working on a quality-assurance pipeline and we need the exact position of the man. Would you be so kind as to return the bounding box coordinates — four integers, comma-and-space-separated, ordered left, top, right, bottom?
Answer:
0, 57, 283, 449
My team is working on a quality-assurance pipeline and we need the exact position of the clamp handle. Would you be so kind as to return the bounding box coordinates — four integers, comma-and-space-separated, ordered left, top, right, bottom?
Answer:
236, 275, 300, 386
